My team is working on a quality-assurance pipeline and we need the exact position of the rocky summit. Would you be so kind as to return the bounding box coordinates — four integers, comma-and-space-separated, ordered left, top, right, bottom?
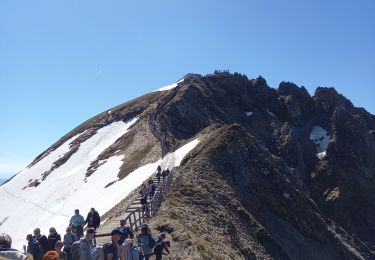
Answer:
1, 71, 375, 259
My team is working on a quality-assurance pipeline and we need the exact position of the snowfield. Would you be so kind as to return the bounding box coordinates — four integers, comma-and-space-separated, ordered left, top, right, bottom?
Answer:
309, 126, 331, 155
0, 114, 199, 250
154, 78, 184, 92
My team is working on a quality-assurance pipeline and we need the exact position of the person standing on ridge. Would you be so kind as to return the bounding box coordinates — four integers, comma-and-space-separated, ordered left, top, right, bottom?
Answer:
117, 220, 133, 260
103, 229, 121, 260
26, 234, 42, 260
47, 228, 61, 252
79, 228, 97, 260
0, 233, 28, 260
156, 166, 161, 183
55, 240, 67, 260
70, 209, 85, 238
63, 226, 77, 260
84, 208, 100, 230
33, 228, 49, 256
137, 224, 154, 260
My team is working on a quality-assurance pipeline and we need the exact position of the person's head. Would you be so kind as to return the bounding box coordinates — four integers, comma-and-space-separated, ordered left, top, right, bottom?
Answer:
120, 220, 126, 227
49, 227, 56, 235
110, 229, 121, 242
66, 226, 72, 234
0, 233, 12, 249
43, 250, 59, 260
74, 209, 79, 215
33, 228, 41, 237
55, 240, 63, 252
90, 208, 95, 213
26, 234, 33, 242
141, 224, 149, 235
123, 238, 133, 250
86, 228, 95, 240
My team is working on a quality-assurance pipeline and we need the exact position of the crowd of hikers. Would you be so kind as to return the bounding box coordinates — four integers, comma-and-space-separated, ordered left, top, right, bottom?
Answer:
0, 166, 172, 260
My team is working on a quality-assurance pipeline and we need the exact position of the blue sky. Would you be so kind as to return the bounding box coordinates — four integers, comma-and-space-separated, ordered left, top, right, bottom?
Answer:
0, 0, 374, 179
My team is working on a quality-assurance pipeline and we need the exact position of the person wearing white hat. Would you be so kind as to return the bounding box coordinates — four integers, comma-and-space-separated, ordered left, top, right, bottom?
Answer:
123, 238, 140, 260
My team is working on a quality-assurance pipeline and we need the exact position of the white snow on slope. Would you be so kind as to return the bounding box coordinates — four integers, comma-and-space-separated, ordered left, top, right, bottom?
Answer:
245, 112, 253, 117
0, 129, 199, 250
154, 78, 184, 92
0, 118, 138, 249
309, 126, 331, 154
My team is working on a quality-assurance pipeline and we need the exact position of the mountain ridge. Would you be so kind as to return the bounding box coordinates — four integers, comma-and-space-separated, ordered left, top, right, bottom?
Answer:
1, 72, 375, 259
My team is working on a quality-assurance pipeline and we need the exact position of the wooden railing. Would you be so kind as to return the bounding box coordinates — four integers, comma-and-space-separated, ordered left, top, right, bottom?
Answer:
96, 172, 173, 239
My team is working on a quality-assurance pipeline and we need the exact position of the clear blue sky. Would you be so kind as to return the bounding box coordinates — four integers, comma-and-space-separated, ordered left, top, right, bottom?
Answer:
1, 0, 374, 179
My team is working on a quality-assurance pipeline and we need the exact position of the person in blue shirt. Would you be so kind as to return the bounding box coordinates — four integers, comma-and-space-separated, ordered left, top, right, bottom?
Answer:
123, 238, 140, 260
137, 224, 154, 260
70, 209, 85, 238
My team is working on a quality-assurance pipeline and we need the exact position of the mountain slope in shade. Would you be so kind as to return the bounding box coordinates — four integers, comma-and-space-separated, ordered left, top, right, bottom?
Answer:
1, 72, 375, 259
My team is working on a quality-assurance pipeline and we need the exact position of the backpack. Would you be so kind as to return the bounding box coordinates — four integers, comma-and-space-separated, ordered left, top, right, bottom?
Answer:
71, 240, 80, 260
153, 240, 163, 254
148, 235, 156, 249
102, 241, 113, 257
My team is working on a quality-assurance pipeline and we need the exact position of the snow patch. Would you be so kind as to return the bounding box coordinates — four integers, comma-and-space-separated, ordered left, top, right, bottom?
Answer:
108, 110, 112, 114
0, 118, 138, 249
369, 130, 375, 134
154, 78, 184, 92
309, 126, 331, 154
245, 112, 253, 117
267, 109, 276, 117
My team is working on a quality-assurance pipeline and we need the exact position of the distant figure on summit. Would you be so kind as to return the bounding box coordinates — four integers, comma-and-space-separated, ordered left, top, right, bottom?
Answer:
84, 208, 100, 230
156, 165, 161, 183
70, 209, 85, 237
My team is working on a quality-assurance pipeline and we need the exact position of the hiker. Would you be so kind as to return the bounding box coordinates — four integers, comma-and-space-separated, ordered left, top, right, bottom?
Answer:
137, 224, 154, 260
123, 238, 140, 260
139, 183, 148, 198
48, 227, 62, 252
84, 208, 100, 230
154, 233, 170, 260
148, 180, 156, 200
79, 228, 97, 260
161, 170, 167, 182
117, 220, 134, 260
26, 234, 43, 260
140, 194, 148, 216
103, 229, 121, 260
0, 233, 28, 259
156, 166, 161, 183
55, 241, 67, 260
34, 228, 49, 256
63, 226, 77, 260
70, 209, 85, 238
43, 250, 59, 260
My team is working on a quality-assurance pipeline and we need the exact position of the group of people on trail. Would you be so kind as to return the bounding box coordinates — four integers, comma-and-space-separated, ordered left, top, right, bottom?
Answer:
103, 222, 170, 260
10, 208, 101, 260
155, 166, 170, 184
2, 166, 172, 260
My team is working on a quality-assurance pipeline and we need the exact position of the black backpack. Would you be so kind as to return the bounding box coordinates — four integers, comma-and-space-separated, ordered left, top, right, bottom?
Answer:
148, 235, 156, 249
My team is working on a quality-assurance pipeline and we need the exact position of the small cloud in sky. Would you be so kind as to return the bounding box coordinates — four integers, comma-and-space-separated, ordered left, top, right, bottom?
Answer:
97, 69, 102, 76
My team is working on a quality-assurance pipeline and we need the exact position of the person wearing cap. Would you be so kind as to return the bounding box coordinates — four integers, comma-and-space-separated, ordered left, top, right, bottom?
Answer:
79, 228, 97, 260
123, 238, 140, 260
70, 209, 85, 238
103, 229, 121, 260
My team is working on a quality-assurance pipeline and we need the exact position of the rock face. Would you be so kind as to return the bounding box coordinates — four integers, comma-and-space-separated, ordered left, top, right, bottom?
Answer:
145, 73, 375, 259
3, 72, 375, 259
